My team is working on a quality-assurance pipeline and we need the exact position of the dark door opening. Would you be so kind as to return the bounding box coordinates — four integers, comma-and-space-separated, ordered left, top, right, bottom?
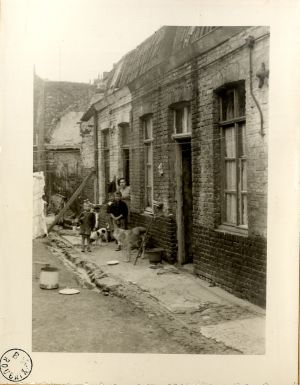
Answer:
175, 139, 193, 265
123, 148, 130, 186
181, 141, 193, 263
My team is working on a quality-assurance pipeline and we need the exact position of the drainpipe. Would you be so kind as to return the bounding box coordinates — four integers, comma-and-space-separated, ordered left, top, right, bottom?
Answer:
245, 36, 265, 137
94, 109, 100, 202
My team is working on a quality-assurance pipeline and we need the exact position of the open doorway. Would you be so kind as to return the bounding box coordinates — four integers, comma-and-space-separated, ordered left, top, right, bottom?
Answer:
175, 139, 193, 265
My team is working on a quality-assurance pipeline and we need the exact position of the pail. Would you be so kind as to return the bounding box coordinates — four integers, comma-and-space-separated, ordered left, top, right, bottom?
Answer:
40, 265, 59, 289
146, 248, 163, 264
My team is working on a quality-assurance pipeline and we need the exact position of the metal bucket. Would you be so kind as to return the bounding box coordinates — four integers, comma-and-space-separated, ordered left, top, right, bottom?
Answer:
146, 248, 163, 264
40, 265, 59, 289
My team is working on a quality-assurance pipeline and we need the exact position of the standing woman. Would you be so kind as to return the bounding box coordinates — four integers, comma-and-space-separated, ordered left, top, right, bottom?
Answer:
118, 177, 131, 223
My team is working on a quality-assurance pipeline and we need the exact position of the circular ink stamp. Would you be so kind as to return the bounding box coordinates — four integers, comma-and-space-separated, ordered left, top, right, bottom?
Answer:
0, 349, 32, 382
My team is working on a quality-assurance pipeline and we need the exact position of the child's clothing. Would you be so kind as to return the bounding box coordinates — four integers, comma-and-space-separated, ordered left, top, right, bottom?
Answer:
79, 210, 95, 251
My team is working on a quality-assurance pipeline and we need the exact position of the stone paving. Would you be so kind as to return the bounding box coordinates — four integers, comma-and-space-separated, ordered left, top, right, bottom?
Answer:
47, 228, 265, 354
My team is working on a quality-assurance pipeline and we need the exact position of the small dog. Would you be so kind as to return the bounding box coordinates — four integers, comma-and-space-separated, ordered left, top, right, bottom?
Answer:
90, 228, 109, 246
112, 220, 146, 262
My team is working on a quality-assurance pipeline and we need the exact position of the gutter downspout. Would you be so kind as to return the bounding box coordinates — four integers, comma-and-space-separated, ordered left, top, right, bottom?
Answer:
245, 35, 265, 137
94, 109, 100, 203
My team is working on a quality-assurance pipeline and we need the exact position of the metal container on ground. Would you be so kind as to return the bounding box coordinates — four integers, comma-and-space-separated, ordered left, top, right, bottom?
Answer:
40, 265, 59, 289
145, 248, 164, 264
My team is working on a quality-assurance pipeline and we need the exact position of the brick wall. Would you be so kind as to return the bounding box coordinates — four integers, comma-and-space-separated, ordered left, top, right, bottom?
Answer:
80, 117, 96, 203
128, 26, 269, 306
193, 224, 267, 306
96, 88, 132, 203
90, 26, 269, 306
94, 206, 177, 262
129, 60, 198, 264
130, 213, 177, 262
192, 26, 269, 306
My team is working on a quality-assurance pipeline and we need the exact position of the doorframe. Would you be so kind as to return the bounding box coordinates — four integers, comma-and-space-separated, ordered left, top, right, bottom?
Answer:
175, 141, 184, 265
174, 135, 192, 265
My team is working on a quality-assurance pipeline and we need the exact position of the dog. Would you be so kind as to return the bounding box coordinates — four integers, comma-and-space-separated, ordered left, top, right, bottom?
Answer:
90, 228, 109, 246
112, 220, 147, 262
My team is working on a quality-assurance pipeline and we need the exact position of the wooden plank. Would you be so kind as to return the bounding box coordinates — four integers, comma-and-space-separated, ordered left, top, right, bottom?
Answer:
47, 169, 95, 233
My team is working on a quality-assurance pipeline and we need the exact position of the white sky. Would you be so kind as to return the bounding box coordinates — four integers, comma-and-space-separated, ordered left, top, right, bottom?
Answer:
18, 0, 292, 84
27, 0, 280, 84
28, 0, 208, 83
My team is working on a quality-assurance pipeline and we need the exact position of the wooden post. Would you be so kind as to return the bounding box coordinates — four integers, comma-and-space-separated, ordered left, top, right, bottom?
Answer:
47, 169, 95, 233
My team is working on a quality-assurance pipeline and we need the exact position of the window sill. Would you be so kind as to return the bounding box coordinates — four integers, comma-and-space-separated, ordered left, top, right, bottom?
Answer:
215, 224, 248, 237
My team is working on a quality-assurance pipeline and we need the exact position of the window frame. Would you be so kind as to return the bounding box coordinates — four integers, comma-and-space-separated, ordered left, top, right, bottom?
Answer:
172, 103, 192, 136
142, 115, 154, 212
119, 123, 130, 185
218, 82, 248, 233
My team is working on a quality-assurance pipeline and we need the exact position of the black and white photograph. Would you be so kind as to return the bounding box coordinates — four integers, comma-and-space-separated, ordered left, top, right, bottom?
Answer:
33, 17, 269, 354
1, 0, 299, 384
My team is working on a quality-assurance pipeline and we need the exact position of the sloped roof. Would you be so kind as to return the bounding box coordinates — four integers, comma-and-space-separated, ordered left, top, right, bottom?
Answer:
172, 26, 216, 52
106, 26, 172, 90
105, 26, 216, 91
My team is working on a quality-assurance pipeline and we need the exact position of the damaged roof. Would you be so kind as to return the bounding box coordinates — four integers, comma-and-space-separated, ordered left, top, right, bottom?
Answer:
106, 26, 172, 90
172, 26, 216, 52
81, 26, 217, 120
105, 26, 216, 91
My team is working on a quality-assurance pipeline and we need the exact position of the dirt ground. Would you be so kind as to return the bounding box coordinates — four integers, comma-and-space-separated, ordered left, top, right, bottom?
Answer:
33, 237, 241, 354
32, 239, 193, 353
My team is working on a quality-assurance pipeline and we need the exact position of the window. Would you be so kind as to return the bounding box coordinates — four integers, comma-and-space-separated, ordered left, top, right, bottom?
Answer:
142, 116, 153, 210
219, 82, 247, 229
119, 123, 130, 185
102, 129, 110, 196
120, 123, 129, 146
173, 104, 191, 135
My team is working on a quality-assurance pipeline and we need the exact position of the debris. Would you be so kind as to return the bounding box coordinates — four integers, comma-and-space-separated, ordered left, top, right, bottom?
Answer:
83, 282, 96, 290
95, 277, 121, 291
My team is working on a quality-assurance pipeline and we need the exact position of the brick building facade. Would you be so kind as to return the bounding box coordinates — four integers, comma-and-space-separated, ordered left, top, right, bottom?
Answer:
81, 26, 269, 306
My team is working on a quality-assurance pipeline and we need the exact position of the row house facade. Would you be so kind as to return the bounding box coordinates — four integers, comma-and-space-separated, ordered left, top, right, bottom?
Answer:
81, 26, 269, 306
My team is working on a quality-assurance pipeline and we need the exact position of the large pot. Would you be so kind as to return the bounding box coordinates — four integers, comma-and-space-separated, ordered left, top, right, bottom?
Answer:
40, 265, 59, 289
146, 248, 163, 264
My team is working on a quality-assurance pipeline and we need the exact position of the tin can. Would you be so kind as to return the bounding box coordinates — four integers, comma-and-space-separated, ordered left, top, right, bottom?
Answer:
39, 265, 59, 289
